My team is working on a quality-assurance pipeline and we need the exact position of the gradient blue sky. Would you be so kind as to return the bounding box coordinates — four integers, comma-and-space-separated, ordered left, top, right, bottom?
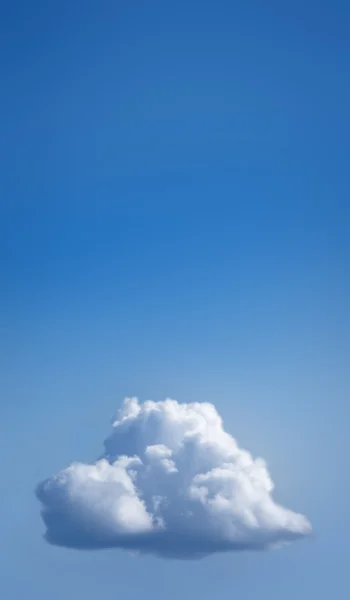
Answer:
1, 1, 349, 598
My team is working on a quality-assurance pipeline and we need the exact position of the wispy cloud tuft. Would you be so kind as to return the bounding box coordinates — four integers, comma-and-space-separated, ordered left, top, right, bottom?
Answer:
36, 397, 311, 559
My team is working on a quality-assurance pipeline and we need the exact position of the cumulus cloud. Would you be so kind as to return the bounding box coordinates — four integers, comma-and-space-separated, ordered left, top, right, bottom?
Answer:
36, 398, 311, 559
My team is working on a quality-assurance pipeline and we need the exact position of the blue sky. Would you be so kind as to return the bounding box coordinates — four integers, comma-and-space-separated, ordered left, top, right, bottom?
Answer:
1, 0, 349, 598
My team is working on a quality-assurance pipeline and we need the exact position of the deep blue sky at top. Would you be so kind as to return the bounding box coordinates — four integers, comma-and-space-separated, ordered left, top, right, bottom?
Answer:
0, 1, 349, 599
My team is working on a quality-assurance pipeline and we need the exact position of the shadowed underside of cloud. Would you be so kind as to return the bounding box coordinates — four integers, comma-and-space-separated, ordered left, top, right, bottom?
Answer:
36, 398, 311, 559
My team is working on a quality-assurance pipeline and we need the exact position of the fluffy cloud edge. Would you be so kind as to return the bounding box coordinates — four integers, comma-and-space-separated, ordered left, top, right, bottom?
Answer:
36, 397, 312, 559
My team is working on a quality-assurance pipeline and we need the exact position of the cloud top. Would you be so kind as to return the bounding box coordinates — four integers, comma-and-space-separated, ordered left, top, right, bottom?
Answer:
36, 398, 311, 559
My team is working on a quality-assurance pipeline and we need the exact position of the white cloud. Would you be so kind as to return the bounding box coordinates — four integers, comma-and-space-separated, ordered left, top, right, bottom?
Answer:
36, 397, 311, 559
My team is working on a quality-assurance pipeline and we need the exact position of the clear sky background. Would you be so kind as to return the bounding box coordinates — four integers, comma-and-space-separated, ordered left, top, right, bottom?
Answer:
1, 1, 349, 598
